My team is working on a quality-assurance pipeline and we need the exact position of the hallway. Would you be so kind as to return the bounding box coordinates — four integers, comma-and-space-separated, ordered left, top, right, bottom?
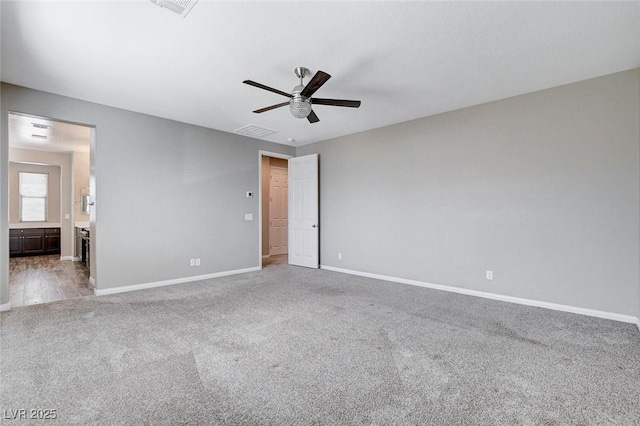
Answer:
262, 254, 288, 268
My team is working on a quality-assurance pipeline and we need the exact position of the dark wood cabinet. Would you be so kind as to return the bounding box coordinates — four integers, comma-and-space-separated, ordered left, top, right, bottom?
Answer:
23, 235, 44, 254
44, 228, 61, 254
9, 228, 60, 257
9, 234, 22, 256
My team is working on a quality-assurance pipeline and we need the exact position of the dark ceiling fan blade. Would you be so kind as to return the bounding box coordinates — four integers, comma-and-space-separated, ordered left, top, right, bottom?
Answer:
311, 98, 361, 108
243, 80, 292, 98
300, 71, 331, 98
253, 102, 290, 113
307, 110, 320, 123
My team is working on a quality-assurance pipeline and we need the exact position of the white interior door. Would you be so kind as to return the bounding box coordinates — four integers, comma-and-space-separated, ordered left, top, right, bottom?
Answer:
289, 153, 319, 268
269, 166, 288, 255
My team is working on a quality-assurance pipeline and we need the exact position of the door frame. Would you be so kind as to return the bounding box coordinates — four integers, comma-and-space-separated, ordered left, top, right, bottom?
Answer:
2, 111, 97, 311
258, 150, 293, 269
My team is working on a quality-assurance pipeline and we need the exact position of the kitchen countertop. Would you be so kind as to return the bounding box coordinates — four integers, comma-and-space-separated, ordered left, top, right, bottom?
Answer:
10, 223, 62, 229
75, 222, 90, 228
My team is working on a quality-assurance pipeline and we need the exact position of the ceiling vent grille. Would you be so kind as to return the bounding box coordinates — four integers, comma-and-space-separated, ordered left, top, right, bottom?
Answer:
150, 0, 198, 18
235, 124, 278, 139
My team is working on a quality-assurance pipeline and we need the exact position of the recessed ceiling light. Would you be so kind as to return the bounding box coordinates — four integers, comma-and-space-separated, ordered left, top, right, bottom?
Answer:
31, 134, 47, 140
287, 138, 296, 143
16, 161, 50, 166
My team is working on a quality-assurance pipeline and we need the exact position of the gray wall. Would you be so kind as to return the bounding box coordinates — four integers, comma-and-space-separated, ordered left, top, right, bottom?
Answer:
0, 83, 294, 304
0, 2, 5, 306
298, 69, 640, 317
2, 70, 639, 319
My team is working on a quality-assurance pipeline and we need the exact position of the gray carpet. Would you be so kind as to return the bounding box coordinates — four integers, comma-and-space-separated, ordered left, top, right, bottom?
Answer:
1, 264, 639, 425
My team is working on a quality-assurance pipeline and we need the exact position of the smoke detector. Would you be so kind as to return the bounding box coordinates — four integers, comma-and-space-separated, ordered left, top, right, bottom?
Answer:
150, 0, 198, 18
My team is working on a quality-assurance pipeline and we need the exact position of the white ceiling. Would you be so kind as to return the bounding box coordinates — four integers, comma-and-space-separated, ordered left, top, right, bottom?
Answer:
2, 1, 639, 147
9, 113, 92, 153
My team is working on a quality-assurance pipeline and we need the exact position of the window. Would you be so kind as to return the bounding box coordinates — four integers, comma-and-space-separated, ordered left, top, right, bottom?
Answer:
19, 172, 48, 222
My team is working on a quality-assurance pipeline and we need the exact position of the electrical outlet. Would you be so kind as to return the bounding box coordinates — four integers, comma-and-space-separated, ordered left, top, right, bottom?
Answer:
338, 252, 342, 260
486, 270, 493, 280
190, 259, 195, 267
195, 258, 201, 266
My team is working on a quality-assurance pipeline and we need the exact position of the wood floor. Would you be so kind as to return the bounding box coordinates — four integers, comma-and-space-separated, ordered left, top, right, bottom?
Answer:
9, 255, 92, 308
262, 254, 288, 267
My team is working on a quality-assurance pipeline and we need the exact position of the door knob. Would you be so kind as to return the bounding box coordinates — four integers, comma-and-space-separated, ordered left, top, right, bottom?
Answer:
312, 224, 317, 228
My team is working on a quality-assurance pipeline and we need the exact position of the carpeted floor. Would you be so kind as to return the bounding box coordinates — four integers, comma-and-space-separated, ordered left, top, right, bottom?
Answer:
1, 263, 639, 425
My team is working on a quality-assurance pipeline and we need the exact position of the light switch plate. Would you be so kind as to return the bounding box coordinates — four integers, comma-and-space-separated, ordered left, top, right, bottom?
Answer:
245, 213, 253, 221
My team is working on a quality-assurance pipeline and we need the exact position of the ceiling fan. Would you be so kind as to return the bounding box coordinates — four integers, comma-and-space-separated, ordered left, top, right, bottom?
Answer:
243, 67, 361, 123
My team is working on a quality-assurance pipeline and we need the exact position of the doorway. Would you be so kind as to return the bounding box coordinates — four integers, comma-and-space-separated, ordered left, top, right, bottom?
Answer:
259, 151, 293, 268
7, 112, 95, 307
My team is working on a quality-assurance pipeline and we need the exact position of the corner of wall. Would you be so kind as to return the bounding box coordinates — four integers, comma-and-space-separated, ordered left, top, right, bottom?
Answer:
0, 0, 8, 305
0, 58, 9, 307
637, 67, 640, 327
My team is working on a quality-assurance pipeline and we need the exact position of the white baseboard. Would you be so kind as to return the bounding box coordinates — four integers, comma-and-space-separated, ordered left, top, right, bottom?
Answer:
60, 256, 75, 261
94, 266, 260, 296
88, 276, 96, 289
71, 256, 81, 262
0, 302, 10, 312
321, 265, 640, 326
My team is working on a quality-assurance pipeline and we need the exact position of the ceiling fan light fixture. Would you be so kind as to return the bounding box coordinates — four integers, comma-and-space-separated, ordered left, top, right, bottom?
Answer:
289, 96, 312, 119
244, 67, 361, 124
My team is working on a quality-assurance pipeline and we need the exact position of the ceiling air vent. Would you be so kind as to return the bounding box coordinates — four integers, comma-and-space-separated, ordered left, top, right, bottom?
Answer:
150, 0, 198, 18
235, 124, 278, 139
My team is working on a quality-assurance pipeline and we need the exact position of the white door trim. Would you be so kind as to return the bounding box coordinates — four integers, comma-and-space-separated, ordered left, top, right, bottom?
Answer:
258, 150, 293, 269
